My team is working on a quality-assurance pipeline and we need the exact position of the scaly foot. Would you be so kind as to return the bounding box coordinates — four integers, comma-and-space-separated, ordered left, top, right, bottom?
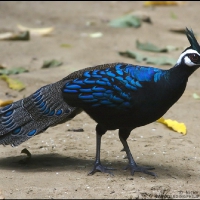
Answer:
124, 164, 156, 177
88, 163, 116, 176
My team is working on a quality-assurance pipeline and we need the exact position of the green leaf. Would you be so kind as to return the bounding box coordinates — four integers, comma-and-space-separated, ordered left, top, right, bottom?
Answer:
136, 40, 178, 52
60, 44, 72, 48
0, 67, 28, 75
170, 11, 177, 19
193, 93, 200, 99
109, 15, 141, 28
119, 50, 176, 66
42, 59, 63, 69
119, 51, 144, 62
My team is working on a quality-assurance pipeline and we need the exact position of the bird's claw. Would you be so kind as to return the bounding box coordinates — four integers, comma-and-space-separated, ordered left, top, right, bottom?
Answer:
123, 164, 156, 177
88, 163, 116, 176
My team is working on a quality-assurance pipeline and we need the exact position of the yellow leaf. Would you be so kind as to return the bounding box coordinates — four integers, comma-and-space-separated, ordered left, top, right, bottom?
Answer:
0, 99, 13, 107
157, 117, 187, 135
0, 75, 25, 91
144, 1, 186, 6
17, 24, 54, 36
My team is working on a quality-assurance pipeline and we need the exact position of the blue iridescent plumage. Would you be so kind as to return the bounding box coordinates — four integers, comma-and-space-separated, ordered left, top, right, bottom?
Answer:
63, 63, 166, 109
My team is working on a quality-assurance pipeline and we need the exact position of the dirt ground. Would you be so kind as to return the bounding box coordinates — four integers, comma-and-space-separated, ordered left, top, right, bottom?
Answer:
0, 1, 200, 199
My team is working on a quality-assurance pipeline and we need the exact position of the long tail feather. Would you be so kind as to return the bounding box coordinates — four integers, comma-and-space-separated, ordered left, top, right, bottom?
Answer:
0, 79, 81, 146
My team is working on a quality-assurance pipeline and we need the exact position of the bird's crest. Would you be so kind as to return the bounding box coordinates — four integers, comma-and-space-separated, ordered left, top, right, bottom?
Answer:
185, 28, 200, 53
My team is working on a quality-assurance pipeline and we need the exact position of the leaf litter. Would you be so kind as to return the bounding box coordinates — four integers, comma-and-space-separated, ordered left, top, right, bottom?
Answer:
192, 93, 200, 99
0, 67, 29, 75
0, 99, 13, 107
136, 40, 179, 53
17, 24, 54, 36
41, 59, 63, 69
0, 31, 30, 41
144, 1, 186, 6
157, 117, 187, 135
108, 10, 152, 28
19, 148, 32, 164
109, 14, 141, 28
119, 50, 176, 66
0, 75, 26, 91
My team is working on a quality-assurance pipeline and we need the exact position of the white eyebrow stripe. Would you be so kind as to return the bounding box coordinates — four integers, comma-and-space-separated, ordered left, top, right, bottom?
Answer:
176, 49, 200, 65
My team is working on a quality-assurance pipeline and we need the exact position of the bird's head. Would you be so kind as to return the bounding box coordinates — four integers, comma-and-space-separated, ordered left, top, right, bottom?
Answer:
176, 28, 200, 69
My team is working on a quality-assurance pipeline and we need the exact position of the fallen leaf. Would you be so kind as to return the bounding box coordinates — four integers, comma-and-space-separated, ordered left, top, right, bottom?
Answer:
119, 51, 144, 62
60, 44, 72, 48
42, 59, 63, 69
169, 28, 187, 34
192, 93, 200, 99
0, 64, 7, 69
86, 21, 96, 26
126, 11, 152, 24
124, 9, 152, 24
19, 148, 32, 164
145, 56, 176, 66
17, 24, 54, 36
157, 117, 186, 135
0, 31, 30, 41
0, 75, 25, 91
170, 11, 177, 19
0, 99, 13, 107
119, 50, 176, 66
136, 40, 178, 53
109, 15, 141, 28
0, 67, 28, 75
68, 128, 84, 132
21, 148, 32, 158
144, 1, 186, 6
89, 32, 103, 38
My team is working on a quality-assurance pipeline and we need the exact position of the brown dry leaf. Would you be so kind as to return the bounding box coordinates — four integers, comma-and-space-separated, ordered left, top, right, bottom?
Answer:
0, 99, 13, 107
17, 24, 54, 36
0, 64, 7, 69
169, 28, 186, 34
21, 148, 32, 158
144, 1, 186, 6
0, 31, 30, 41
19, 148, 32, 164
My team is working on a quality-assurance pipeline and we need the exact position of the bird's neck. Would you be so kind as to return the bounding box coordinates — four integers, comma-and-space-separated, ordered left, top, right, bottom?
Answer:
168, 64, 198, 84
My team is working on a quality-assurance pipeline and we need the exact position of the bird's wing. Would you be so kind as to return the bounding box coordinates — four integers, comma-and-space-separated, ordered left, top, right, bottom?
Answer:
62, 63, 164, 110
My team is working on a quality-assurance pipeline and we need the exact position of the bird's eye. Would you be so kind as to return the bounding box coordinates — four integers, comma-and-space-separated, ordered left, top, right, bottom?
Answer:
188, 53, 200, 63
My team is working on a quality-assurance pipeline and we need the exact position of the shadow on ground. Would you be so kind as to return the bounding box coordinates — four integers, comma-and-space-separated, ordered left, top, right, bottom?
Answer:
0, 153, 194, 179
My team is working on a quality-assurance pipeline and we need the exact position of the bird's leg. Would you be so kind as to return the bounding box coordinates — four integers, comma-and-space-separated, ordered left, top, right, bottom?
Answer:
88, 124, 115, 176
119, 129, 156, 177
